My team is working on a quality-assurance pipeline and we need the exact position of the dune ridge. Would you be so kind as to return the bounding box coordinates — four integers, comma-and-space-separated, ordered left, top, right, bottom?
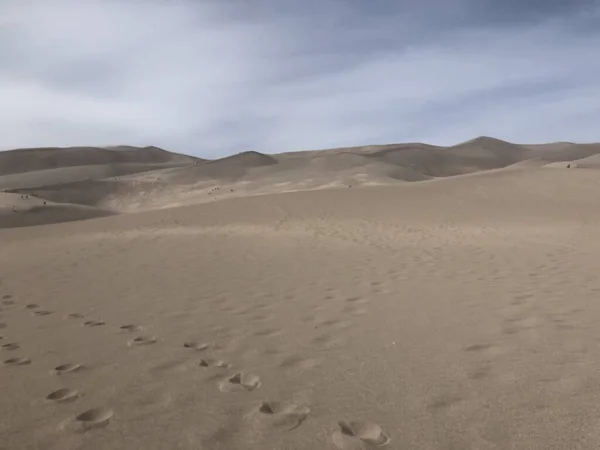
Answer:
2, 137, 600, 228
0, 145, 202, 176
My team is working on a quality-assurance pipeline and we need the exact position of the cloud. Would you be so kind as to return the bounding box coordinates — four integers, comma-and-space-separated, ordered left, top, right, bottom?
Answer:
1, 0, 599, 157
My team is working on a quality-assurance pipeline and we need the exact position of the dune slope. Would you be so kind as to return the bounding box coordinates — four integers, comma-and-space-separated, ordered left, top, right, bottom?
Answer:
1, 167, 600, 449
2, 137, 600, 227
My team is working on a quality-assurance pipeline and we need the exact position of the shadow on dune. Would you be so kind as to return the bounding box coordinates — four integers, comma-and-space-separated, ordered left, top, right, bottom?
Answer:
0, 204, 116, 229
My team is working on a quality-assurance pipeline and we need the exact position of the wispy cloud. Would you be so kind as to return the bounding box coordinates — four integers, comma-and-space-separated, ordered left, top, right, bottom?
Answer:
1, 0, 599, 157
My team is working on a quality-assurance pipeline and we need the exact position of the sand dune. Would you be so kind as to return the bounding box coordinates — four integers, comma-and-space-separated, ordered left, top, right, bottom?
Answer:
0, 145, 202, 226
0, 145, 202, 177
2, 160, 600, 449
523, 142, 600, 162
0, 163, 196, 191
0, 135, 591, 216
565, 153, 600, 168
4, 136, 600, 227
0, 145, 203, 204
0, 203, 114, 229
3, 138, 600, 449
0, 192, 115, 229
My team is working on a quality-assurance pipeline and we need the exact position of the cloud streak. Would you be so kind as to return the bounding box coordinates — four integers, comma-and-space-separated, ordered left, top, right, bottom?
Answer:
1, 0, 599, 157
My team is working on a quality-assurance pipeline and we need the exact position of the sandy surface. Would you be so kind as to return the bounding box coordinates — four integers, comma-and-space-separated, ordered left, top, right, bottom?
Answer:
2, 162, 600, 449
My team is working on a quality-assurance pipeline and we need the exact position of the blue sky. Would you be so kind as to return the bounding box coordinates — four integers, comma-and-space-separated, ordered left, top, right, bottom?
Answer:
1, 0, 599, 157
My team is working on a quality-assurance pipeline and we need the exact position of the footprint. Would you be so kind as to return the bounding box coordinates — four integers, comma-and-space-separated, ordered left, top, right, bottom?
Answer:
128, 336, 157, 346
67, 313, 85, 319
278, 355, 321, 371
316, 319, 352, 330
464, 343, 490, 352
1, 299, 15, 305
426, 394, 464, 412
2, 342, 20, 351
0, 323, 6, 329
46, 388, 79, 403
3, 357, 31, 366
184, 341, 210, 351
250, 313, 275, 323
75, 407, 114, 430
312, 333, 344, 348
463, 343, 499, 354
54, 363, 84, 375
83, 321, 105, 327
333, 421, 391, 448
25, 304, 40, 309
502, 325, 521, 336
342, 305, 368, 316
1, 295, 12, 300
120, 324, 142, 332
511, 294, 533, 305
34, 310, 53, 316
219, 372, 261, 392
253, 328, 283, 338
257, 401, 310, 431
199, 359, 231, 369
215, 360, 232, 369
345, 297, 369, 305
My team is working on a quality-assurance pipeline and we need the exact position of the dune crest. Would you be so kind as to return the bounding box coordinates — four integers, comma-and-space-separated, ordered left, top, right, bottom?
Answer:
2, 138, 600, 228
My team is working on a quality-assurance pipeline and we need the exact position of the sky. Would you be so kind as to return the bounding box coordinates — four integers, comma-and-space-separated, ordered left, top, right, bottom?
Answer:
1, 0, 599, 158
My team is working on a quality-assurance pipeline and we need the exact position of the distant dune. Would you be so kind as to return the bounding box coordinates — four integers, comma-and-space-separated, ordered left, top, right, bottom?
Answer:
1, 137, 600, 228
0, 145, 202, 176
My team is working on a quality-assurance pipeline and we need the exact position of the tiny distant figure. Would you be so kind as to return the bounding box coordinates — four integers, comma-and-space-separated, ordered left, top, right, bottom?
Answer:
348, 185, 352, 188
567, 164, 571, 168
11, 205, 17, 213
43, 201, 47, 205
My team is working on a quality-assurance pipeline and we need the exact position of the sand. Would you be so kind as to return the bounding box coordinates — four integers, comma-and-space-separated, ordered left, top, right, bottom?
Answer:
2, 140, 600, 449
